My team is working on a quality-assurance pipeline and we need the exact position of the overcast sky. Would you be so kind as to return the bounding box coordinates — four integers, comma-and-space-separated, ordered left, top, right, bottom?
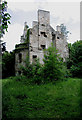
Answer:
2, 0, 80, 51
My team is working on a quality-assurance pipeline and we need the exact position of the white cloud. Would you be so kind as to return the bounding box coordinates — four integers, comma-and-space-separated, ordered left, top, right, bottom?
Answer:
7, 0, 81, 2
3, 1, 80, 51
8, 2, 80, 23
39, 2, 80, 23
8, 2, 38, 12
7, 0, 34, 2
68, 29, 80, 43
2, 23, 23, 51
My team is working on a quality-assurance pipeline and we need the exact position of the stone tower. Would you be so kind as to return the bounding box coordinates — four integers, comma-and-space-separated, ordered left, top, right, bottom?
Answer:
15, 9, 69, 75
29, 10, 52, 64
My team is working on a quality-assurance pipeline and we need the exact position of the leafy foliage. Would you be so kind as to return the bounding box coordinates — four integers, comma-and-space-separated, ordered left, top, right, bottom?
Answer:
21, 43, 67, 84
43, 43, 66, 82
67, 40, 82, 78
60, 24, 70, 38
21, 57, 43, 84
0, 1, 11, 38
20, 56, 33, 79
25, 28, 30, 43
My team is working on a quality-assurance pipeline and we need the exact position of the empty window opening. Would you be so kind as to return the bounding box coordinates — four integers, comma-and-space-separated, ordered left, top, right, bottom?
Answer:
19, 53, 22, 63
52, 33, 55, 36
32, 55, 37, 62
41, 45, 45, 49
31, 48, 33, 51
52, 33, 56, 40
44, 34, 47, 37
41, 24, 45, 26
33, 55, 37, 58
41, 32, 45, 35
40, 32, 47, 37
57, 36, 60, 39
18, 71, 21, 75
30, 31, 32, 34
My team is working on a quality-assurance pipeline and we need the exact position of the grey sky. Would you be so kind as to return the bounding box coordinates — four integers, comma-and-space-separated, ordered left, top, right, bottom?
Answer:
2, 1, 80, 51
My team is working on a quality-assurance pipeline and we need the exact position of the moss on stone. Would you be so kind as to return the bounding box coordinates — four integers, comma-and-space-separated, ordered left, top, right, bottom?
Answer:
15, 46, 28, 53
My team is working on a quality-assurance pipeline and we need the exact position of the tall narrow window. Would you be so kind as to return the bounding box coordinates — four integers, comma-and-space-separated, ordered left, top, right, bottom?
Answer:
32, 55, 37, 62
57, 36, 60, 39
19, 53, 22, 63
52, 33, 56, 40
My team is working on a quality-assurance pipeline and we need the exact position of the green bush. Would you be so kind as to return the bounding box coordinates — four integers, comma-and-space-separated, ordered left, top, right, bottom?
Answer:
43, 43, 66, 83
20, 57, 33, 79
67, 40, 82, 78
21, 58, 44, 85
21, 43, 67, 84
31, 59, 44, 84
70, 65, 81, 78
2, 51, 15, 78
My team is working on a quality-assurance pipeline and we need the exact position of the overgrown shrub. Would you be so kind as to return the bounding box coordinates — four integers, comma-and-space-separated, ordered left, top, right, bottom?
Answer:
43, 43, 66, 83
21, 58, 44, 84
21, 43, 68, 84
20, 56, 33, 79
67, 40, 82, 78
31, 59, 44, 84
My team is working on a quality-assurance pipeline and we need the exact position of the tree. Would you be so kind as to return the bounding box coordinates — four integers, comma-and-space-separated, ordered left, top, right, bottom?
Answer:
21, 56, 43, 84
2, 51, 15, 78
67, 40, 82, 78
0, 1, 11, 79
0, 0, 11, 38
0, 1, 11, 54
19, 43, 67, 84
60, 24, 70, 38
43, 43, 66, 82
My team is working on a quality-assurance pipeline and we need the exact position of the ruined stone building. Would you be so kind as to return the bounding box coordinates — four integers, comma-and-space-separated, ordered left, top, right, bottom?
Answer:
15, 9, 69, 75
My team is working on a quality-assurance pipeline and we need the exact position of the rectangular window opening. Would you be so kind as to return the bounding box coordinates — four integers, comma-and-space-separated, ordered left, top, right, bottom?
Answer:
40, 32, 47, 37
19, 53, 22, 63
33, 55, 37, 58
57, 36, 60, 39
32, 55, 37, 62
41, 45, 46, 49
41, 24, 45, 26
52, 33, 56, 40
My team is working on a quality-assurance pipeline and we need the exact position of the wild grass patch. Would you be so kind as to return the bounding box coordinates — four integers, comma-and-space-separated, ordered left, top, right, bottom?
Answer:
2, 77, 80, 119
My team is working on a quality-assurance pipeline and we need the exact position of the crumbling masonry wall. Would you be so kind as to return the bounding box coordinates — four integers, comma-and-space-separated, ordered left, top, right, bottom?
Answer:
29, 9, 69, 64
15, 9, 69, 75
29, 10, 55, 64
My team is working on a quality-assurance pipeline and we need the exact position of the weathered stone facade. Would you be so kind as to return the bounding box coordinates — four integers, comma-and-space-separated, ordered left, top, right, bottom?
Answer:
15, 9, 69, 75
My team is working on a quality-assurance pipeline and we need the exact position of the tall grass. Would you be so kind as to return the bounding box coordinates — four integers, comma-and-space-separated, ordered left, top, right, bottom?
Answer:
2, 77, 80, 119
